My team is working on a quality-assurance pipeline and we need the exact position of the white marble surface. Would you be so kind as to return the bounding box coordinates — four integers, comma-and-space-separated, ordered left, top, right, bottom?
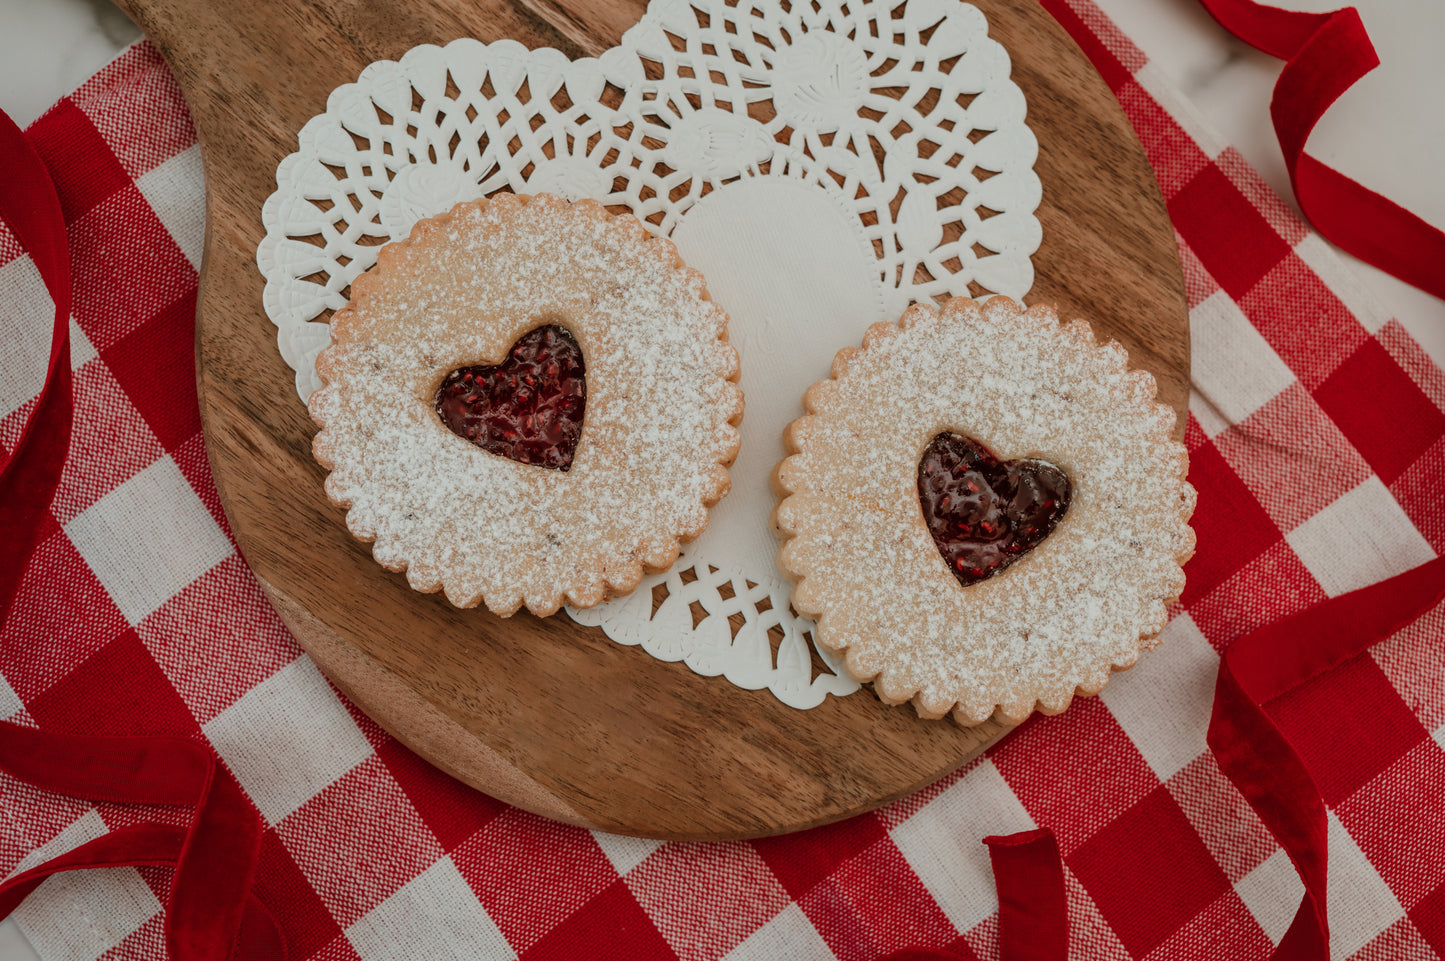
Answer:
0, 0, 1441, 958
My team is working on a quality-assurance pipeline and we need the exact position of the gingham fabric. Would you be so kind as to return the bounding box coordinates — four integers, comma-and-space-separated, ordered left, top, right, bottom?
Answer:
2, 0, 1443, 957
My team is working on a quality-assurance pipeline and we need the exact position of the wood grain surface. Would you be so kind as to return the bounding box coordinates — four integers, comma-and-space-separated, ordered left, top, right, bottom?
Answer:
112, 0, 1189, 840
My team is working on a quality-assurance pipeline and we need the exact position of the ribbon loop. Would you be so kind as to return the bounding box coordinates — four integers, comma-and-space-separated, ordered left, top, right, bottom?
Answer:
0, 104, 281, 961
1198, 0, 1445, 300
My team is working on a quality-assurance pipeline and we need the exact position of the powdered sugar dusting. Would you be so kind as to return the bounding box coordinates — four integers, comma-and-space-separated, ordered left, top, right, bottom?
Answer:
773, 297, 1195, 725
310, 194, 743, 616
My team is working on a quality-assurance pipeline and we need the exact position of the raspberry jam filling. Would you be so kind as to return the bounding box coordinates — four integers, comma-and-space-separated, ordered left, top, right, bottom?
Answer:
917, 432, 1071, 587
435, 324, 585, 471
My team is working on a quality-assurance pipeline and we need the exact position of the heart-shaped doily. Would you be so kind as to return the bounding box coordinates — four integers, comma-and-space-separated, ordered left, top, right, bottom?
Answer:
261, 0, 1043, 711
917, 432, 1071, 586
435, 324, 586, 471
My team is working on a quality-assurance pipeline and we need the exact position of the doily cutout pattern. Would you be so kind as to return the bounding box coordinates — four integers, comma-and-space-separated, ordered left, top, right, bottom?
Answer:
258, 0, 1042, 710
567, 561, 860, 708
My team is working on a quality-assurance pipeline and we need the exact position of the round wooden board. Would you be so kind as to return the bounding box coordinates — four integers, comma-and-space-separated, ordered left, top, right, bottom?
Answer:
115, 0, 1189, 840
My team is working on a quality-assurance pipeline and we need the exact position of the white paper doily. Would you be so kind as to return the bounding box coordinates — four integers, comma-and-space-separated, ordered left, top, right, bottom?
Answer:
257, 0, 1042, 710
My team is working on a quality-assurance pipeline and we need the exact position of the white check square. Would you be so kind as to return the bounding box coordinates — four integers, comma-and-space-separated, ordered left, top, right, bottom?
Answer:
0, 256, 54, 421
1190, 290, 1296, 428
1286, 477, 1435, 597
0, 672, 21, 722
204, 655, 373, 824
1234, 849, 1299, 946
64, 455, 233, 625
6, 811, 108, 882
723, 904, 832, 961
891, 759, 1036, 934
348, 856, 514, 961
15, 865, 160, 961
1100, 614, 1218, 781
591, 830, 661, 877
135, 145, 205, 271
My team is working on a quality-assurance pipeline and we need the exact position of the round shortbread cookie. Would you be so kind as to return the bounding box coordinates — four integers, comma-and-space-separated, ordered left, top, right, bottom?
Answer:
772, 296, 1195, 725
310, 193, 744, 616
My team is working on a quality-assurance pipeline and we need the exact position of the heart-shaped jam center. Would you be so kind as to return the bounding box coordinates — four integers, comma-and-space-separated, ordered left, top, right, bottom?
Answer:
917, 432, 1072, 587
434, 324, 585, 471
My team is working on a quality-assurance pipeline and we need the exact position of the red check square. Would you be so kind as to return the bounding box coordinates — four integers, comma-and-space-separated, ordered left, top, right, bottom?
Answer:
1068, 786, 1230, 959
1238, 252, 1370, 390
752, 812, 889, 900
795, 837, 957, 961
992, 698, 1158, 855
1178, 440, 1283, 604
1410, 883, 1445, 959
1315, 338, 1445, 486
102, 290, 202, 452
277, 755, 443, 927
521, 878, 676, 961
455, 809, 617, 955
376, 735, 506, 852
0, 526, 128, 702
27, 629, 199, 738
1337, 739, 1445, 910
1169, 163, 1291, 301
1213, 382, 1372, 533
251, 829, 344, 961
1269, 651, 1427, 807
629, 840, 791, 961
24, 100, 130, 224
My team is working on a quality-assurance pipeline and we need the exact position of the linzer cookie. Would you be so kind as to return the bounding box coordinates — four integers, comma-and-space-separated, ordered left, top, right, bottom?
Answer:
310, 193, 744, 616
772, 296, 1194, 725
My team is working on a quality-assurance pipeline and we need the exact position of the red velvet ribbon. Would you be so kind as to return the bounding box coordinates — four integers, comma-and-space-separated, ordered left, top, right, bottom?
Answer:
1209, 557, 1445, 959
4, 3, 1442, 951
984, 829, 1069, 961
0, 107, 285, 961
1196, 0, 1445, 300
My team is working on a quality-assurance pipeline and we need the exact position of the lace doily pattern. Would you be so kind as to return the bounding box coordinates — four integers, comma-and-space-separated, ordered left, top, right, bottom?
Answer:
627, 0, 1041, 304
567, 562, 860, 708
258, 0, 1042, 709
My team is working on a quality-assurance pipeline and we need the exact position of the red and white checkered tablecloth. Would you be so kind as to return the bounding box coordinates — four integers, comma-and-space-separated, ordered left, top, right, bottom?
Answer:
2, 0, 1443, 957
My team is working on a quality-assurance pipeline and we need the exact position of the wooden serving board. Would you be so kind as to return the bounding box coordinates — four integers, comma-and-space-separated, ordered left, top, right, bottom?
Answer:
114, 0, 1189, 840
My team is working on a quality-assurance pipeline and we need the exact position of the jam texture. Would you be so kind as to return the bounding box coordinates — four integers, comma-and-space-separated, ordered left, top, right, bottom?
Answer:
435, 324, 585, 471
917, 432, 1071, 587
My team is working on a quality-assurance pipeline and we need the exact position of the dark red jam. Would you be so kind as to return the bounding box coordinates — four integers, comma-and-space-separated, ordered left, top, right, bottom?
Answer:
917, 432, 1071, 587
435, 324, 585, 471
